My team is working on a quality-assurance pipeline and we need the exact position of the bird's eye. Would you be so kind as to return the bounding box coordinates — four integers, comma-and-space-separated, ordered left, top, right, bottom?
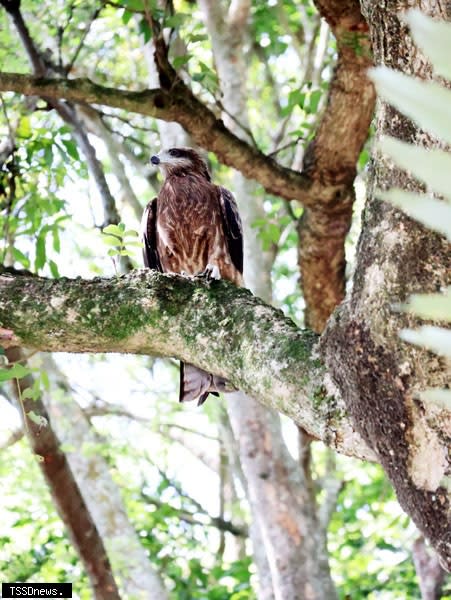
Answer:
168, 149, 181, 158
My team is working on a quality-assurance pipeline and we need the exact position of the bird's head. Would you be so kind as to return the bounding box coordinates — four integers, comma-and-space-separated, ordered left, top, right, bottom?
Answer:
150, 147, 211, 181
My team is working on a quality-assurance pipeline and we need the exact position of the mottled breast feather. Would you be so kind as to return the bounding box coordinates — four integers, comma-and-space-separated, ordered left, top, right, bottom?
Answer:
145, 173, 243, 286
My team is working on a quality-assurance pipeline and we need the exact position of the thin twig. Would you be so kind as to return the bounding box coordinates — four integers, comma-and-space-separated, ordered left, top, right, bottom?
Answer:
269, 136, 304, 158
0, 95, 15, 142
100, 117, 154, 151
57, 0, 76, 69
158, 422, 218, 441
141, 489, 247, 537
66, 7, 102, 73
97, 108, 158, 133
214, 96, 258, 148
145, 452, 212, 516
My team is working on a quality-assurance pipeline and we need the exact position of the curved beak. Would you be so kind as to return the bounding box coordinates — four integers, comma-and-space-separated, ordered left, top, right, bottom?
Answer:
150, 155, 160, 165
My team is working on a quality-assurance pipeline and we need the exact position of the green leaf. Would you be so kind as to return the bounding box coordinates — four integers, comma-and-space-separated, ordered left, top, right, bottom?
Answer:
192, 72, 206, 83
378, 188, 451, 241
107, 248, 118, 257
119, 250, 134, 256
378, 137, 451, 202
172, 55, 191, 70
61, 138, 80, 161
35, 235, 47, 271
121, 9, 134, 24
289, 89, 305, 109
27, 410, 48, 428
11, 247, 30, 269
101, 235, 122, 246
123, 229, 139, 237
0, 369, 13, 383
122, 0, 144, 9
102, 224, 124, 237
0, 363, 32, 382
21, 387, 39, 401
52, 229, 61, 253
165, 13, 188, 29
40, 370, 50, 391
17, 116, 31, 138
400, 326, 451, 357
419, 388, 451, 409
188, 33, 208, 44
369, 67, 451, 145
139, 18, 152, 43
403, 10, 451, 80
44, 144, 53, 167
123, 240, 143, 248
49, 260, 60, 278
266, 223, 281, 244
308, 89, 322, 114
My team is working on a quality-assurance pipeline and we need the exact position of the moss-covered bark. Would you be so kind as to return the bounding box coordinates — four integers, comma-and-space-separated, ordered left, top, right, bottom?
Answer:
0, 269, 371, 460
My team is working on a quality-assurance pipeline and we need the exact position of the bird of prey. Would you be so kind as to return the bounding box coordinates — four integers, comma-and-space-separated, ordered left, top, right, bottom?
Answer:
141, 147, 243, 405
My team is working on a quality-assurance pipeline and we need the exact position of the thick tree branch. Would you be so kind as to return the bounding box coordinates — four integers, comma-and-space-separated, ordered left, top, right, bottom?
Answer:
300, 0, 375, 332
0, 270, 373, 461
0, 72, 352, 206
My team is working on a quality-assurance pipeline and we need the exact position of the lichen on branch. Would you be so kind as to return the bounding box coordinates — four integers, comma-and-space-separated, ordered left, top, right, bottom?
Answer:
0, 269, 372, 460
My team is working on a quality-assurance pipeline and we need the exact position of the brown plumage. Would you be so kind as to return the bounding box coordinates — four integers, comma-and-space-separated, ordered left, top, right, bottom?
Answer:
141, 147, 243, 405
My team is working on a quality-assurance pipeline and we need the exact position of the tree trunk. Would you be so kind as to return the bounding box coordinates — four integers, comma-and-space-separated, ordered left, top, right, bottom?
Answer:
322, 0, 451, 571
199, 1, 339, 597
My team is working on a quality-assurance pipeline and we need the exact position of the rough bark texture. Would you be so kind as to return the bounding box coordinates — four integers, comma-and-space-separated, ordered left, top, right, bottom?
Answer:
2, 0, 450, 577
5, 347, 121, 600
322, 0, 451, 571
228, 395, 338, 600
0, 269, 372, 461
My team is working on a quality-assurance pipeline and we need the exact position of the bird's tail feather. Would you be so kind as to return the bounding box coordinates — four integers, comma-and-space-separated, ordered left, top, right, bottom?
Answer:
179, 362, 228, 406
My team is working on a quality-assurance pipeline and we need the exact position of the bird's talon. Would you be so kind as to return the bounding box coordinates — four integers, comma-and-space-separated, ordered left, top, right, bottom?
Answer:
197, 264, 221, 281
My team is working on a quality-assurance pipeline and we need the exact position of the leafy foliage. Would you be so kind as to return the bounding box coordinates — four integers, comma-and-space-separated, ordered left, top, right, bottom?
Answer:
101, 222, 142, 272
